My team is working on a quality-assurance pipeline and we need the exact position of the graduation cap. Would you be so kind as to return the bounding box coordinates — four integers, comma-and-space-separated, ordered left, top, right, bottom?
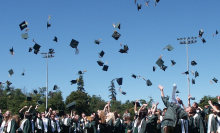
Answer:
47, 22, 51, 29
137, 3, 142, 11
115, 22, 121, 29
27, 96, 32, 101
19, 21, 28, 31
8, 69, 14, 76
201, 38, 206, 43
97, 60, 104, 66
192, 79, 195, 84
132, 74, 140, 79
33, 43, 41, 55
146, 79, 152, 86
6, 92, 11, 96
103, 65, 109, 71
156, 58, 164, 67
199, 29, 204, 37
119, 45, 129, 53
182, 71, 189, 75
213, 78, 218, 83
70, 79, 78, 85
9, 47, 14, 55
216, 30, 218, 35
171, 60, 176, 66
116, 78, 123, 86
153, 66, 156, 72
21, 33, 29, 39
190, 97, 195, 100
154, 0, 160, 6
133, 101, 141, 107
94, 39, 101, 45
49, 49, 54, 54
195, 71, 199, 78
161, 65, 167, 71
122, 91, 126, 95
163, 44, 174, 51
53, 85, 58, 90
34, 90, 38, 94
66, 101, 76, 110
191, 60, 197, 66
37, 100, 43, 105
29, 47, 32, 52
99, 50, 105, 58
112, 31, 121, 40
176, 90, 180, 93
21, 69, 25, 76
53, 36, 57, 42
70, 39, 79, 54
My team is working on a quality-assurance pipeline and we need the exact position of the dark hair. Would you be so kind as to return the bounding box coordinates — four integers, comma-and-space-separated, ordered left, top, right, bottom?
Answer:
25, 112, 32, 120
136, 108, 148, 127
190, 107, 197, 114
125, 116, 131, 121
193, 102, 198, 108
125, 109, 129, 113
114, 111, 118, 119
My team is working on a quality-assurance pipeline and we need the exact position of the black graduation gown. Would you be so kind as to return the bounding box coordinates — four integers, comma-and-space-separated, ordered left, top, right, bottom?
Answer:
106, 119, 113, 133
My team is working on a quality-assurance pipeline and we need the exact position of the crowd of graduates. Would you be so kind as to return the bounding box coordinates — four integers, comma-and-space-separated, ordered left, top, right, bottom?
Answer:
0, 84, 220, 133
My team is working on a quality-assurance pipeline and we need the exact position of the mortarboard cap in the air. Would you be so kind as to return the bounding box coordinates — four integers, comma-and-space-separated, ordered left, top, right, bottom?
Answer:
21, 33, 29, 39
53, 36, 57, 42
184, 71, 189, 75
103, 65, 109, 71
195, 71, 199, 78
37, 100, 43, 105
176, 90, 180, 93
34, 90, 38, 94
29, 47, 32, 52
70, 80, 78, 85
202, 38, 206, 43
199, 29, 204, 37
132, 74, 137, 79
146, 79, 152, 86
213, 78, 218, 83
94, 39, 101, 45
155, 0, 160, 2
53, 85, 58, 90
97, 60, 104, 66
66, 101, 76, 111
122, 91, 126, 95
156, 58, 164, 67
191, 61, 197, 66
33, 43, 41, 54
133, 101, 141, 107
8, 69, 14, 76
9, 47, 14, 53
47, 22, 51, 29
192, 79, 195, 84
190, 97, 195, 100
161, 65, 167, 71
165, 44, 174, 51
99, 51, 105, 57
27, 96, 32, 101
112, 31, 121, 40
115, 22, 121, 29
6, 92, 11, 96
116, 78, 123, 86
19, 21, 28, 31
137, 3, 142, 11
216, 30, 218, 35
119, 49, 127, 53
70, 39, 79, 49
21, 72, 25, 76
171, 60, 176, 66
153, 66, 156, 72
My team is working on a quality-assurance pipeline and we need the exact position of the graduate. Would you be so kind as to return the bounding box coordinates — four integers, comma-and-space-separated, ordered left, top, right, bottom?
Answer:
19, 112, 33, 133
123, 116, 133, 133
97, 110, 106, 133
207, 100, 220, 133
48, 114, 61, 133
0, 111, 13, 133
69, 114, 79, 133
106, 112, 115, 133
84, 113, 98, 133
62, 113, 71, 133
41, 112, 49, 133
114, 111, 121, 133
34, 112, 44, 133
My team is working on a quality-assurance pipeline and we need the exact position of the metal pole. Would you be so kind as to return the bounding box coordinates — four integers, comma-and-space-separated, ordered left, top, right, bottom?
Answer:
186, 39, 190, 96
46, 53, 48, 109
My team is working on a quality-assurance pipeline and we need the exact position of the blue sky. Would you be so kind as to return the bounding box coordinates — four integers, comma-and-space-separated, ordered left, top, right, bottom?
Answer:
0, 0, 220, 109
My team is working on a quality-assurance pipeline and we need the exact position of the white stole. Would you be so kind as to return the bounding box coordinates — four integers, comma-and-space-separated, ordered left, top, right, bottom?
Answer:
20, 119, 27, 131
0, 120, 12, 133
64, 118, 68, 126
42, 118, 48, 132
133, 118, 144, 133
51, 120, 60, 132
181, 119, 188, 133
208, 114, 220, 133
36, 118, 42, 129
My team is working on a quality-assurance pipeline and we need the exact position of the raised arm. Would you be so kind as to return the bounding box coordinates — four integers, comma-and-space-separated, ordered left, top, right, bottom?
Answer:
180, 100, 187, 110
188, 95, 191, 107
19, 106, 28, 113
107, 101, 111, 113
152, 102, 159, 115
208, 100, 220, 113
134, 99, 139, 113
27, 105, 32, 112
158, 85, 164, 97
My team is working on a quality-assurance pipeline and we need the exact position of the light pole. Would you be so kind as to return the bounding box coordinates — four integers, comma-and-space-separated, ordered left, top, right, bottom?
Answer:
177, 37, 197, 96
41, 49, 55, 109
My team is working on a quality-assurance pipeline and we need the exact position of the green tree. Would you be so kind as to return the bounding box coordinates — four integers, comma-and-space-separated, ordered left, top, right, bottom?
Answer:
47, 89, 65, 111
108, 79, 116, 100
89, 95, 106, 113
198, 95, 217, 109
77, 75, 85, 92
65, 90, 90, 115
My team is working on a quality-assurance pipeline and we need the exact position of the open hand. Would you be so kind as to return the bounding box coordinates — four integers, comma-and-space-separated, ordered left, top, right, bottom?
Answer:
158, 85, 164, 91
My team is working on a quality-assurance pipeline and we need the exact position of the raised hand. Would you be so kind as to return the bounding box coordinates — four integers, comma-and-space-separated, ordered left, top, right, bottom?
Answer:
158, 85, 164, 91
188, 95, 191, 100
208, 100, 212, 105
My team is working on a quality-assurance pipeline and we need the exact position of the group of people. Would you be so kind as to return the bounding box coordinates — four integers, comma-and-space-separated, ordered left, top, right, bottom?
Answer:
0, 84, 220, 133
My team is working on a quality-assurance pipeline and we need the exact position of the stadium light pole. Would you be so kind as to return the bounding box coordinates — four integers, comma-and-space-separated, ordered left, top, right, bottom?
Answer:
177, 37, 197, 96
41, 49, 55, 110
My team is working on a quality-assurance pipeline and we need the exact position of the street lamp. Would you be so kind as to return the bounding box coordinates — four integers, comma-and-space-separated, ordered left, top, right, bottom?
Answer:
177, 37, 197, 96
41, 49, 55, 109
